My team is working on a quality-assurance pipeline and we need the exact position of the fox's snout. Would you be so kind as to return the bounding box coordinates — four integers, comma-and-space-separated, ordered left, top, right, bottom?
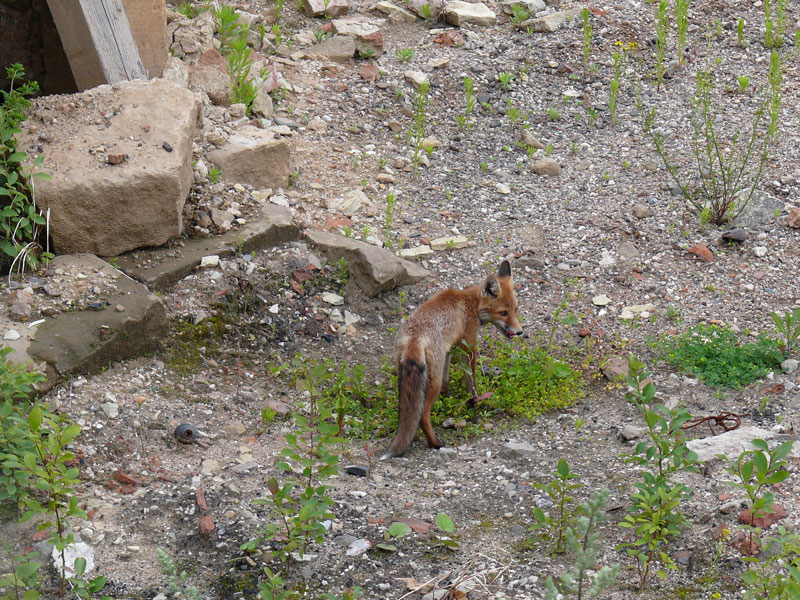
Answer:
504, 326, 523, 339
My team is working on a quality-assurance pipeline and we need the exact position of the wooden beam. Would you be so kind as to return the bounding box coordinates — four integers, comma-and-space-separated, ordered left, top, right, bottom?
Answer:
45, 0, 147, 90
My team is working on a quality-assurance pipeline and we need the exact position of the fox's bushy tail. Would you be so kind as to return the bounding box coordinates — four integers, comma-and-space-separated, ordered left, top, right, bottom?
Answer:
381, 358, 426, 459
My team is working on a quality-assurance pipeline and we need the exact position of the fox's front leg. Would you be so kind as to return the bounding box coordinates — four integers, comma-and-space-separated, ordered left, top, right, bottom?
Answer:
466, 347, 479, 414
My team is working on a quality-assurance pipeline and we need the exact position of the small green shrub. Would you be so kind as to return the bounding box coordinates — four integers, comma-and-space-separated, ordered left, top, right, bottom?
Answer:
157, 548, 201, 600
529, 458, 583, 555
227, 36, 258, 112
213, 3, 246, 54
771, 307, 800, 355
1, 64, 53, 273
655, 323, 784, 388
0, 347, 45, 502
475, 337, 583, 420
544, 489, 619, 600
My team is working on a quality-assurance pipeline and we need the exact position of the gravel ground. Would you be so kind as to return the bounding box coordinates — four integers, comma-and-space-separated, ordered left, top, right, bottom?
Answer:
4, 0, 800, 598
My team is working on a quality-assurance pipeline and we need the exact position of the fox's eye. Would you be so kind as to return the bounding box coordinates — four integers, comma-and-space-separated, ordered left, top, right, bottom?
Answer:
500, 311, 508, 317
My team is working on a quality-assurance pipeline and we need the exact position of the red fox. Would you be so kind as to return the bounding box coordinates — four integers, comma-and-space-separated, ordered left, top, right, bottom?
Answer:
381, 260, 523, 459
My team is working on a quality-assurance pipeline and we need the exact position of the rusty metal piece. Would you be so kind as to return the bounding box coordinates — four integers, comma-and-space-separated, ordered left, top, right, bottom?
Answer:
682, 412, 744, 435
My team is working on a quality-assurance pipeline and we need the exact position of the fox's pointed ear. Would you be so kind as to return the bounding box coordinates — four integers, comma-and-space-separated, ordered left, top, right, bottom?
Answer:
497, 260, 511, 278
483, 275, 499, 298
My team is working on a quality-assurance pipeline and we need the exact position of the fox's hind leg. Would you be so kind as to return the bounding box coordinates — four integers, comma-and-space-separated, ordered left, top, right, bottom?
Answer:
420, 360, 444, 449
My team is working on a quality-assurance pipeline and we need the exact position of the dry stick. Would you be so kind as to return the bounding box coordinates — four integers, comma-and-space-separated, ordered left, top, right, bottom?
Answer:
396, 569, 455, 600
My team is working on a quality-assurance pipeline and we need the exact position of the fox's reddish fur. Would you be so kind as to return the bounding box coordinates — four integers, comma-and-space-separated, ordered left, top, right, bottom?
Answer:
382, 261, 523, 459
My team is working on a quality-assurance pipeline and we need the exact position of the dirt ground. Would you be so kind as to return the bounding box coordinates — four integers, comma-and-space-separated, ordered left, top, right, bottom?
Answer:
4, 0, 800, 598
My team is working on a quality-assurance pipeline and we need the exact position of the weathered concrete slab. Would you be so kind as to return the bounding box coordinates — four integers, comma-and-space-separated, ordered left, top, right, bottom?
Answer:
115, 204, 300, 290
305, 230, 429, 297
3, 254, 166, 390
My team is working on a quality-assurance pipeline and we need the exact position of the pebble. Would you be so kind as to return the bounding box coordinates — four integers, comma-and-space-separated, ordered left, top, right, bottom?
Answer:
322, 292, 345, 305
753, 246, 768, 257
200, 255, 220, 268
3, 329, 21, 341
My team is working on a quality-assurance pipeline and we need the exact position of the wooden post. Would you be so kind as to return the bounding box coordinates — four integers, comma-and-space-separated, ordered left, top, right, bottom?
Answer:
45, 0, 148, 90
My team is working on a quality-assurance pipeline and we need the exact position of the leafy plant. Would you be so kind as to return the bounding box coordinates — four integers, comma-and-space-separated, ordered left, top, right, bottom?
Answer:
510, 4, 529, 27
1, 64, 52, 274
737, 17, 746, 48
581, 8, 592, 82
547, 107, 560, 121
544, 489, 620, 600
157, 548, 200, 600
456, 76, 476, 131
673, 0, 690, 63
227, 36, 258, 112
384, 191, 397, 249
377, 521, 412, 552
771, 307, 800, 355
720, 438, 793, 555
617, 355, 699, 591
498, 72, 513, 91
655, 323, 784, 388
654, 0, 669, 91
2, 401, 109, 599
433, 512, 459, 549
643, 49, 783, 225
213, 3, 246, 54
208, 166, 221, 183
763, 0, 789, 48
529, 459, 583, 554
395, 48, 414, 62
407, 81, 430, 169
244, 356, 340, 570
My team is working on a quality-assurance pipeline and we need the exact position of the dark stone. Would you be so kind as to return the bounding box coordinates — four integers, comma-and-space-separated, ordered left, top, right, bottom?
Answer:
721, 229, 748, 243
344, 465, 369, 477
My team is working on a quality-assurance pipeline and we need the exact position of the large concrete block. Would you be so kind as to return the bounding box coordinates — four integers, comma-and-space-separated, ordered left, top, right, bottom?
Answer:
17, 78, 201, 256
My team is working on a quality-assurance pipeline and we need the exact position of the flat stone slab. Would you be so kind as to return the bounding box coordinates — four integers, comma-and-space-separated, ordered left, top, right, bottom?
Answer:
520, 7, 582, 32
3, 254, 166, 390
306, 231, 429, 297
115, 204, 300, 290
444, 1, 496, 26
686, 426, 774, 462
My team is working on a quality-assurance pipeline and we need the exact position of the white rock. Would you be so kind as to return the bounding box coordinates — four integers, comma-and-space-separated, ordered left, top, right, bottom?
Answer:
344, 310, 361, 326
404, 70, 429, 89
100, 402, 119, 418
620, 303, 657, 320
495, 183, 511, 195
430, 235, 469, 250
3, 329, 21, 341
592, 294, 611, 306
443, 1, 496, 26
322, 292, 345, 306
599, 249, 615, 267
200, 255, 220, 268
328, 189, 372, 215
399, 245, 434, 259
52, 542, 95, 576
268, 304, 280, 314
686, 426, 775, 462
753, 246, 768, 257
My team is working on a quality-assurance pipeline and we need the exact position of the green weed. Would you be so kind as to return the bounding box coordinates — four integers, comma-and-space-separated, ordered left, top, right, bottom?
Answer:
654, 323, 784, 388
